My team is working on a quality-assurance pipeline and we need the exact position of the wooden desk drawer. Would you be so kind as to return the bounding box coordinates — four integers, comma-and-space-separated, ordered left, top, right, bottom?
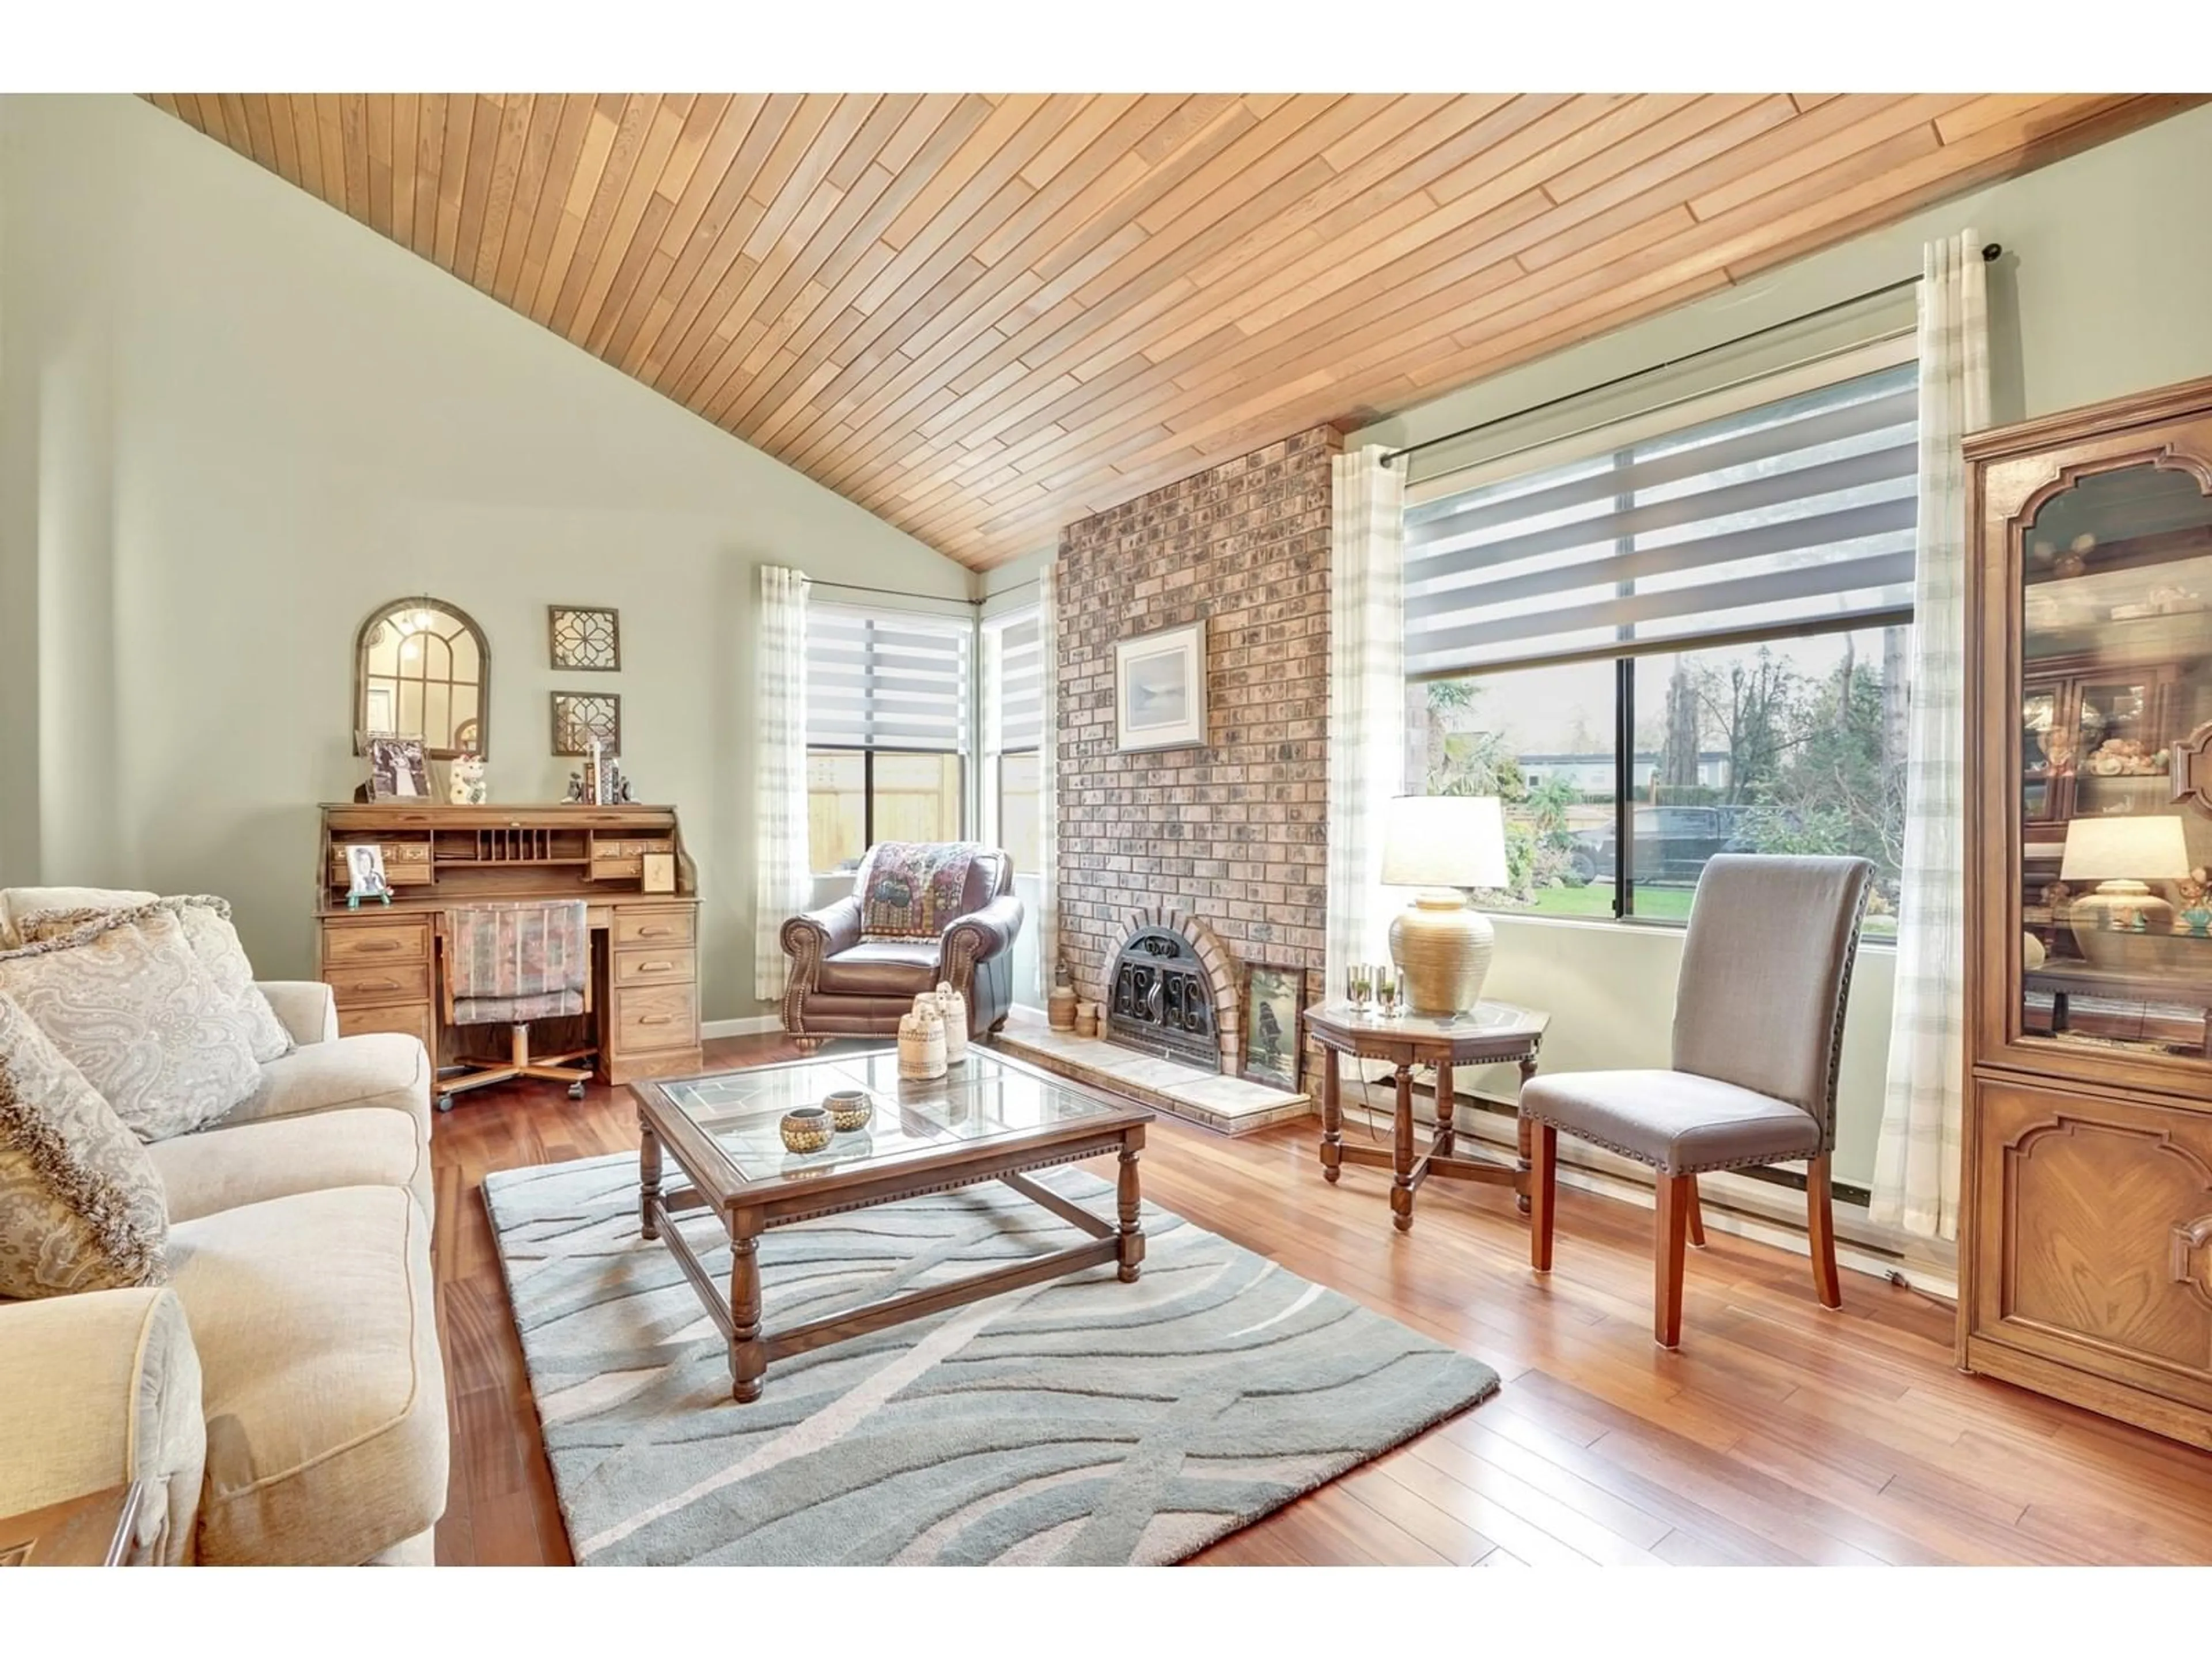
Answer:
329, 841, 432, 887
613, 907, 694, 947
323, 922, 431, 967
615, 981, 698, 1054
593, 838, 675, 858
613, 948, 695, 988
327, 962, 432, 1006
338, 1002, 434, 1051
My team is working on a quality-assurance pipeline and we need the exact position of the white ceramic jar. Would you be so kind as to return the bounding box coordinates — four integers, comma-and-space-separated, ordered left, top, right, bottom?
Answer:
899, 997, 948, 1080
932, 980, 969, 1062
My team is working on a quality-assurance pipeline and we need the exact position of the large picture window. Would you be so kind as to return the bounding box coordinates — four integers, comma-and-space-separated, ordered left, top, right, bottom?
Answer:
1404, 356, 1917, 933
805, 605, 971, 873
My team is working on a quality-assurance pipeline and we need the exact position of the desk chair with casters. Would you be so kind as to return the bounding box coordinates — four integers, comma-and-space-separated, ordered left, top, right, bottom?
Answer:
435, 899, 597, 1113
1519, 854, 1874, 1349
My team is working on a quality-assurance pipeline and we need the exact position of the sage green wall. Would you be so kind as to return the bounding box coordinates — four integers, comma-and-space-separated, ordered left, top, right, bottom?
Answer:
1349, 104, 2212, 1190
0, 94, 971, 1022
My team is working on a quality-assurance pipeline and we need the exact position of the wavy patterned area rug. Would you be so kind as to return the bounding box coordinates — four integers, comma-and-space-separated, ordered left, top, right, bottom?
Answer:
483, 1153, 1499, 1565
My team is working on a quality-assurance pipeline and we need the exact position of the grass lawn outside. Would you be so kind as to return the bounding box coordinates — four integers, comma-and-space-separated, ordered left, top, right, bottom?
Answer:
1488, 881, 1897, 938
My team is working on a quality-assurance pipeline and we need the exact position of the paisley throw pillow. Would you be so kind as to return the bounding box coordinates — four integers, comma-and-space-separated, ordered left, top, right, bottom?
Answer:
17, 896, 293, 1067
0, 991, 168, 1299
0, 902, 262, 1142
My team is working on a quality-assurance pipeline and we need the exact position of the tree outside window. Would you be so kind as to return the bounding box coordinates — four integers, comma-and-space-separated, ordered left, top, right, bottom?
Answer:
1421, 626, 1906, 934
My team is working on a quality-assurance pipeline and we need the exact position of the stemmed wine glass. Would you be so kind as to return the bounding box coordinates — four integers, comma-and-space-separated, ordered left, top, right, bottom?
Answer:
1346, 964, 1373, 1015
1373, 964, 1400, 1018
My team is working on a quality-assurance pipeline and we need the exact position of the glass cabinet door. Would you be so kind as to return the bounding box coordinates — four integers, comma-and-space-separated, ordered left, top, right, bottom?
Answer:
2017, 461, 2212, 1060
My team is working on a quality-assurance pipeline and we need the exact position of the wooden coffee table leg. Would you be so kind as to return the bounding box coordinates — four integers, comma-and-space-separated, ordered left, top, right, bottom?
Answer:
730, 1225, 766, 1404
1434, 1060, 1456, 1158
1320, 1047, 1342, 1184
1516, 1055, 1538, 1217
1390, 1063, 1416, 1233
638, 1118, 662, 1241
1116, 1138, 1145, 1283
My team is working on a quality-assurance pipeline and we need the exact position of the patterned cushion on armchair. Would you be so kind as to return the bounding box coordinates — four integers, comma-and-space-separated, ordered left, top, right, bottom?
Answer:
858, 842, 992, 941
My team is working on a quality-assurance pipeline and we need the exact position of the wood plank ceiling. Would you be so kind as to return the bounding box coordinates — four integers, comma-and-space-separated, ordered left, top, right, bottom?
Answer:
146, 93, 2192, 570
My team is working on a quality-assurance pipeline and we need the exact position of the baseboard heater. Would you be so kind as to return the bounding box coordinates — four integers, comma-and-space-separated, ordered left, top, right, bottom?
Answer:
1334, 1075, 1956, 1300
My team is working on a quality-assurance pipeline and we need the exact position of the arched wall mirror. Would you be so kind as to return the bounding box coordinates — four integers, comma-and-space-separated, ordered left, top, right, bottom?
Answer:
354, 597, 490, 759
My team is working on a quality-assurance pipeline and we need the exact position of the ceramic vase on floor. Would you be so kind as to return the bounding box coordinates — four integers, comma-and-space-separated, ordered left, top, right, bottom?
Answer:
1048, 960, 1080, 1031
899, 997, 948, 1080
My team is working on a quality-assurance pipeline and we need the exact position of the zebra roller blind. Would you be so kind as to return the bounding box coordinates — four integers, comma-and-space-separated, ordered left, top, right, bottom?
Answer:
1403, 361, 1918, 680
806, 604, 972, 752
993, 614, 1044, 752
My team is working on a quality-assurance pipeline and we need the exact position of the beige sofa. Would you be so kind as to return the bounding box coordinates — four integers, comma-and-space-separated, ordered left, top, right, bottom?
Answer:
0, 969, 449, 1565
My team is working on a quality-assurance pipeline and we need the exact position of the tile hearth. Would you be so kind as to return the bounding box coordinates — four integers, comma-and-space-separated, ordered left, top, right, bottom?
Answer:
990, 1007, 1309, 1136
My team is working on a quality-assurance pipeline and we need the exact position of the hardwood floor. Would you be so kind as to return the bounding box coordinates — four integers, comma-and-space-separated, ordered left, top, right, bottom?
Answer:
430, 1035, 2212, 1566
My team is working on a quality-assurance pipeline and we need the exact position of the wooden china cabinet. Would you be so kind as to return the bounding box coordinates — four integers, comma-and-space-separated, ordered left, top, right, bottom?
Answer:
1961, 374, 2212, 1449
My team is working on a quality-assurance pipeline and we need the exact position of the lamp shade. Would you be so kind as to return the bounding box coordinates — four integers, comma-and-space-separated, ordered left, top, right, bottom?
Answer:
1381, 794, 1509, 890
2059, 814, 2192, 882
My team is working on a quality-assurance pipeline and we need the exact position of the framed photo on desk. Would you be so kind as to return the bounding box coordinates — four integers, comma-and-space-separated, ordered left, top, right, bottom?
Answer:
363, 734, 433, 800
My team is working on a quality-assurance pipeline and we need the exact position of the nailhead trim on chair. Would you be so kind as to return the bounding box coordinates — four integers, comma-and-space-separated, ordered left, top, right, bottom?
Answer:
777, 915, 827, 1039
1814, 899, 1869, 1156
1514, 1104, 1825, 1180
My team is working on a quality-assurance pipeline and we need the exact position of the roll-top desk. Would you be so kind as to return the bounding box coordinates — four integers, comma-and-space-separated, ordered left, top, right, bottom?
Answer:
316, 804, 703, 1086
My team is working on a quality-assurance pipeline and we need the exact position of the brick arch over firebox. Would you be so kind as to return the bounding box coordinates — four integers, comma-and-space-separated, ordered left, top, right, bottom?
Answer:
1100, 906, 1242, 1073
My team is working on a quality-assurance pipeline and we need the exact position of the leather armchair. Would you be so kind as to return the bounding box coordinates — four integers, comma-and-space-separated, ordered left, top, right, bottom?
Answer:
780, 846, 1025, 1043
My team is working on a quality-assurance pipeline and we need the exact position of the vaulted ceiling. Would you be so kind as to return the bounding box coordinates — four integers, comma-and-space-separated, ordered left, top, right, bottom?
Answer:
146, 93, 2191, 570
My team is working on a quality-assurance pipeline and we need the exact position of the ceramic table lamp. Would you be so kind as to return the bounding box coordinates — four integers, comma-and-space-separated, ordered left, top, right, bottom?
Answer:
2059, 813, 2191, 968
1382, 794, 1510, 1016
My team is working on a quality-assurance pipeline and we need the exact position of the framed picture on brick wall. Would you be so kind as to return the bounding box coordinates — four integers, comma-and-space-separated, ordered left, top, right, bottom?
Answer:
1114, 619, 1207, 751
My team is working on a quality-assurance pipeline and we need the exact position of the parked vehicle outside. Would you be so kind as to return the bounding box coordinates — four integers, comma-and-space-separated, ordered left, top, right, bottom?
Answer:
1563, 805, 1763, 887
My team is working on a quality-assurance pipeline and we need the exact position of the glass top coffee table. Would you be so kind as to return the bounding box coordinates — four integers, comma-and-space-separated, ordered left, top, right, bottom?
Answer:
629, 1046, 1152, 1403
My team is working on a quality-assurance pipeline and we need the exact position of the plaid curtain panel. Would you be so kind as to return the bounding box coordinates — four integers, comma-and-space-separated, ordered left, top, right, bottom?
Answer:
1870, 231, 1991, 1241
1326, 445, 1406, 1001
754, 567, 812, 1000
1036, 560, 1062, 992
448, 900, 589, 1025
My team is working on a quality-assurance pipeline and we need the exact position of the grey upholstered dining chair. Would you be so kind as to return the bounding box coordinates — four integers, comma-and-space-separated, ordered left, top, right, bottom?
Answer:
1520, 854, 1874, 1349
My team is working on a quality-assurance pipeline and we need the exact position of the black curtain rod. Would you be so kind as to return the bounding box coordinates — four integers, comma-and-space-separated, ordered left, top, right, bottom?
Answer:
1382, 242, 2002, 469
809, 577, 979, 608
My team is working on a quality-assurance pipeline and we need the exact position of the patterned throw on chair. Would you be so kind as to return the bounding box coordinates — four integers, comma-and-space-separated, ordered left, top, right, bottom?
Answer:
448, 900, 589, 1024
858, 842, 986, 941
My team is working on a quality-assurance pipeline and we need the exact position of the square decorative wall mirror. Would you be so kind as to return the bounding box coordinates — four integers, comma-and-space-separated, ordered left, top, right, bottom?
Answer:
551, 691, 622, 756
1114, 619, 1207, 751
548, 605, 620, 671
